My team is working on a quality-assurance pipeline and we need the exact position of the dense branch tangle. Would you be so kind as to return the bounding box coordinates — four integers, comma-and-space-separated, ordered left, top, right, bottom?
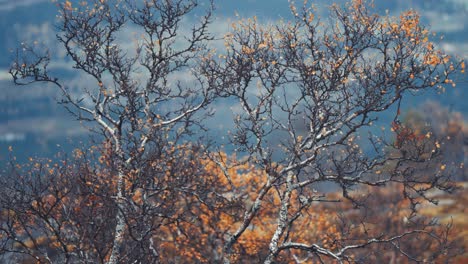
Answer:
9, 0, 216, 263
204, 0, 462, 263
4, 0, 464, 263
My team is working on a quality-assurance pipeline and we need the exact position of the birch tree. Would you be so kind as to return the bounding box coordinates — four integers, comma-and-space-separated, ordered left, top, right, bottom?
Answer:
8, 0, 216, 263
3, 0, 465, 263
204, 0, 464, 262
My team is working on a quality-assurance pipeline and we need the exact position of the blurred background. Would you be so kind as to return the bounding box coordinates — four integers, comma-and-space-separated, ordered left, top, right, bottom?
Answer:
0, 0, 466, 164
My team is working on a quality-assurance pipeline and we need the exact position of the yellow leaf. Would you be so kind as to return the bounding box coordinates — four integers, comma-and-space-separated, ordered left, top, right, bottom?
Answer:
443, 56, 450, 64
258, 43, 268, 49
64, 0, 72, 11
241, 45, 254, 55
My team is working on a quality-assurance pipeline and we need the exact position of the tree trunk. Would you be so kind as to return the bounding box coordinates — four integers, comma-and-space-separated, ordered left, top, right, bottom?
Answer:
107, 168, 125, 264
107, 145, 127, 264
264, 171, 294, 264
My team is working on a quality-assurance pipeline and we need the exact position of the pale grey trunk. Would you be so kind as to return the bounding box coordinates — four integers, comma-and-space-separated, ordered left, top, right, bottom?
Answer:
223, 179, 273, 264
107, 142, 127, 264
264, 171, 294, 264
107, 170, 126, 264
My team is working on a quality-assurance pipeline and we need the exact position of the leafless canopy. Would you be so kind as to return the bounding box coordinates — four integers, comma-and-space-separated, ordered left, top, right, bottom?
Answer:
203, 1, 462, 262
8, 0, 217, 263
2, 0, 464, 263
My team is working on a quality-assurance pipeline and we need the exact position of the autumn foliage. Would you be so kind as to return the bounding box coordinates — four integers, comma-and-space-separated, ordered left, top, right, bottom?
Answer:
1, 143, 466, 263
2, 0, 466, 263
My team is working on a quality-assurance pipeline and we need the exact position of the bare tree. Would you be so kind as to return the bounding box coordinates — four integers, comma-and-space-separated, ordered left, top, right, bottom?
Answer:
8, 0, 217, 263
2, 0, 465, 263
0, 151, 116, 264
0, 142, 230, 263
203, 0, 464, 262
